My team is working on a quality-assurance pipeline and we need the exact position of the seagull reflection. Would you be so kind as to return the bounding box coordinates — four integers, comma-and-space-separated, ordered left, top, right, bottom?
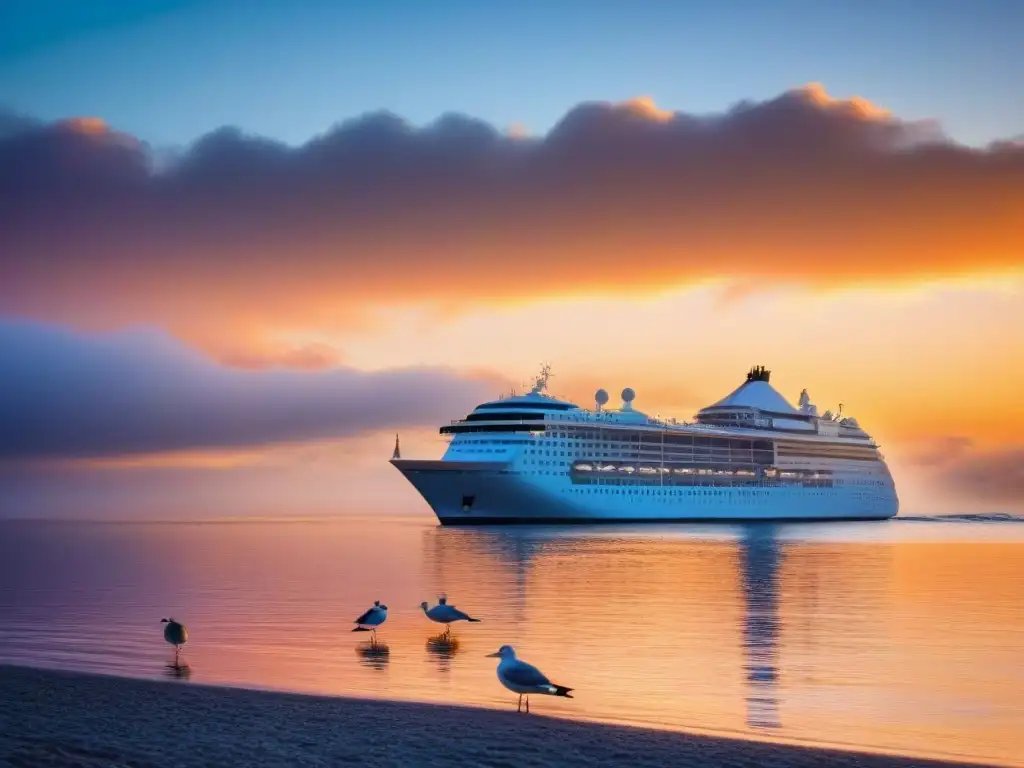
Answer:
425, 633, 461, 671
163, 662, 191, 680
355, 641, 390, 671
739, 524, 782, 729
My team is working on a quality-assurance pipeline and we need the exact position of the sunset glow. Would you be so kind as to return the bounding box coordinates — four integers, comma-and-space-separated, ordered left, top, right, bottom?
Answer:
1, 3, 1022, 520
2, 8, 1023, 768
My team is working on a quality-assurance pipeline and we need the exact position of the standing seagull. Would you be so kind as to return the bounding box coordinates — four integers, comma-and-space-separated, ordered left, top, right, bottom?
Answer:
161, 618, 188, 665
486, 645, 573, 713
353, 600, 388, 645
420, 596, 481, 638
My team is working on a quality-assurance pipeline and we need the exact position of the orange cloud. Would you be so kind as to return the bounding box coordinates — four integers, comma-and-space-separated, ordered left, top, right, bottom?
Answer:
619, 95, 674, 122
60, 116, 109, 135
0, 86, 1021, 360
797, 82, 891, 120
216, 341, 344, 371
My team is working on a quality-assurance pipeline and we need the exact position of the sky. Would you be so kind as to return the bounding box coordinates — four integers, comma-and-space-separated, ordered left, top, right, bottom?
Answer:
2, 0, 1023, 148
0, 0, 1022, 518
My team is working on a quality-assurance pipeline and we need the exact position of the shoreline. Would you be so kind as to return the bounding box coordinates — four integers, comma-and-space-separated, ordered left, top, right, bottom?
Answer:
0, 665, 995, 767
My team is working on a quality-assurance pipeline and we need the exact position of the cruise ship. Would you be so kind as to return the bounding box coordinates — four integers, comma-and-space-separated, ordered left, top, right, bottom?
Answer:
391, 365, 899, 524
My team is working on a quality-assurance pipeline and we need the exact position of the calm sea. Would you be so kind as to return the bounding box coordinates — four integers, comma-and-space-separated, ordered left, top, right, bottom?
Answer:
0, 516, 1021, 766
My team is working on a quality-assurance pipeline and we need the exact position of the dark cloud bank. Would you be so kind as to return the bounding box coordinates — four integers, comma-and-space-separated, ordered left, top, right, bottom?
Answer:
0, 85, 1021, 354
0, 321, 495, 460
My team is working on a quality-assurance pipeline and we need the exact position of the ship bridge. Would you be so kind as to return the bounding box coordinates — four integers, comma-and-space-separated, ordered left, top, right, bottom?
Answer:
440, 365, 581, 436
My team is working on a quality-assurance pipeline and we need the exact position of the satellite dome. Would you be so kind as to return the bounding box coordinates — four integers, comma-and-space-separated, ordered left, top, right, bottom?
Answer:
595, 389, 609, 407
622, 387, 635, 403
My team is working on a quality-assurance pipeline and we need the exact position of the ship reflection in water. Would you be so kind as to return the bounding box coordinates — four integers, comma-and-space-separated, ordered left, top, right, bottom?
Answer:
419, 519, 1020, 765
0, 517, 1021, 766
740, 526, 781, 730
423, 522, 793, 734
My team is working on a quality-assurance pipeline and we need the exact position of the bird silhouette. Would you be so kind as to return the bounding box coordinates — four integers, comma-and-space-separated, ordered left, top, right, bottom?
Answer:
160, 618, 188, 665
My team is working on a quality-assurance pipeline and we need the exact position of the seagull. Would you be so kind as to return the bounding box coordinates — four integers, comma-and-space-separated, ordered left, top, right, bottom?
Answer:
420, 595, 481, 638
353, 600, 388, 644
160, 618, 188, 664
486, 645, 573, 713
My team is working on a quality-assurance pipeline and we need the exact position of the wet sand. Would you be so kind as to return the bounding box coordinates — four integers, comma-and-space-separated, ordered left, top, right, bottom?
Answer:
0, 665, 992, 767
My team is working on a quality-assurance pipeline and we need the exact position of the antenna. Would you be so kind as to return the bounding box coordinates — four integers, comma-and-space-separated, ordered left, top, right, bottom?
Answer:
531, 362, 553, 394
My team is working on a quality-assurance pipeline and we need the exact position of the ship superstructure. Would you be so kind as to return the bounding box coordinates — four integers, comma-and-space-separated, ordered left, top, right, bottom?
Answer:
391, 366, 898, 524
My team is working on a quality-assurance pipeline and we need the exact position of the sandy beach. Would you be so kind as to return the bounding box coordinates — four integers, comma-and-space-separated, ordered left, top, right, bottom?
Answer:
0, 665, 994, 768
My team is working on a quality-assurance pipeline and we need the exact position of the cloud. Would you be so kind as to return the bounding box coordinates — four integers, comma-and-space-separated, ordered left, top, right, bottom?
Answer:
1, 84, 1022, 358
215, 341, 345, 371
0, 108, 40, 140
905, 436, 1024, 506
0, 321, 498, 461
939, 445, 1024, 505
904, 435, 975, 467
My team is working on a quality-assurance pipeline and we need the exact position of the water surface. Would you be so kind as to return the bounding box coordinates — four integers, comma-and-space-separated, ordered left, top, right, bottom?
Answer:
0, 516, 1021, 766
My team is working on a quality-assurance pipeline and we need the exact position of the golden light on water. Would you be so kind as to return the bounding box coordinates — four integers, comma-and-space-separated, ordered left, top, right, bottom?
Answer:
1, 518, 1019, 766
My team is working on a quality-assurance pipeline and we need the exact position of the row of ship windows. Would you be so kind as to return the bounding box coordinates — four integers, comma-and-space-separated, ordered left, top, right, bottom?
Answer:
455, 439, 638, 450
517, 468, 884, 487
521, 464, 884, 487
453, 439, 528, 444
460, 442, 873, 462
538, 439, 750, 450
558, 487, 884, 500
526, 451, 776, 461
450, 439, 875, 463
539, 433, 779, 451
447, 448, 883, 487
451, 450, 876, 467
454, 434, 874, 457
458, 437, 761, 450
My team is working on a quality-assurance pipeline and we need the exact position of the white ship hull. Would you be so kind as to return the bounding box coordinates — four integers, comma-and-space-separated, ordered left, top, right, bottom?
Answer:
393, 459, 899, 524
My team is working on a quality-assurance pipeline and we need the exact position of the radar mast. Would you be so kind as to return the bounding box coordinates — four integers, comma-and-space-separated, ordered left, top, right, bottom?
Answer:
531, 363, 553, 394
